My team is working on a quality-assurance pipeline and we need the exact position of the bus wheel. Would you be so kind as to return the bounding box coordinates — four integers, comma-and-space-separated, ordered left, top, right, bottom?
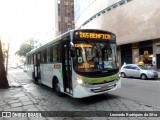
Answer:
54, 80, 63, 97
34, 77, 38, 84
37, 79, 41, 84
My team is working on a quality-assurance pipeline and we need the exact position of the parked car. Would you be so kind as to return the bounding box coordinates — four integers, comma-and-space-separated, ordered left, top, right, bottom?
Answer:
120, 64, 158, 80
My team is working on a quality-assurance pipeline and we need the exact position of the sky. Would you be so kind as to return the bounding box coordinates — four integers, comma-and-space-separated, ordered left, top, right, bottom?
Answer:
0, 0, 55, 53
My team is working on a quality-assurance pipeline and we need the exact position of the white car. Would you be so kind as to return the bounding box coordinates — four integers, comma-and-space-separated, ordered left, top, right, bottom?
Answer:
120, 64, 158, 80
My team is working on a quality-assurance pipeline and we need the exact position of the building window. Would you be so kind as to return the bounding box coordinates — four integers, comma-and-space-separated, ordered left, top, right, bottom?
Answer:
97, 13, 101, 16
119, 0, 125, 6
107, 7, 111, 11
113, 4, 118, 9
127, 0, 132, 2
102, 10, 106, 14
59, 22, 61, 30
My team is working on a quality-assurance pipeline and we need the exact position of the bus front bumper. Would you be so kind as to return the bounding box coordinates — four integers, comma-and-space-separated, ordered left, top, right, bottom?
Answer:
73, 78, 121, 98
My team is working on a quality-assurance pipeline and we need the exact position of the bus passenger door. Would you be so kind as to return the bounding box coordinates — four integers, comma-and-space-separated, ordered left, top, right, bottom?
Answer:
33, 53, 41, 83
37, 53, 41, 81
62, 42, 72, 94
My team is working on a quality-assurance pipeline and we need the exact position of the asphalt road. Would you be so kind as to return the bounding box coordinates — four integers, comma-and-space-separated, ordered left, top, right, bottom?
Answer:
110, 77, 160, 108
9, 68, 160, 109
7, 68, 160, 120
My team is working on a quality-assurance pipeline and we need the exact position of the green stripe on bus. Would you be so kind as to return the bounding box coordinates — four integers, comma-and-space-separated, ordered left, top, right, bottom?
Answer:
82, 73, 119, 84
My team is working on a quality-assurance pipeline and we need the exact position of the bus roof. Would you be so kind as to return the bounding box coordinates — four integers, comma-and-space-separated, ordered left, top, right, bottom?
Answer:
26, 29, 116, 56
27, 29, 73, 55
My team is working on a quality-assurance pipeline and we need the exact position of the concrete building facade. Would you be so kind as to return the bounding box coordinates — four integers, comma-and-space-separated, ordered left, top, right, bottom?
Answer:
35, 0, 74, 46
57, 0, 75, 36
74, 0, 160, 69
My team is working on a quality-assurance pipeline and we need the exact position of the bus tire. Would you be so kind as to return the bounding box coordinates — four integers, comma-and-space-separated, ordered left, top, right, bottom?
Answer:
53, 78, 63, 97
32, 72, 37, 84
37, 78, 41, 85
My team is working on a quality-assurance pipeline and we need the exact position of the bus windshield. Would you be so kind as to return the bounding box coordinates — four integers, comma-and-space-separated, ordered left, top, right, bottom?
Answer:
73, 41, 118, 73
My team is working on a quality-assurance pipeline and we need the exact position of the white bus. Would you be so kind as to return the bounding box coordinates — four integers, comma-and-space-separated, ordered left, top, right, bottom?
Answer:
26, 29, 121, 98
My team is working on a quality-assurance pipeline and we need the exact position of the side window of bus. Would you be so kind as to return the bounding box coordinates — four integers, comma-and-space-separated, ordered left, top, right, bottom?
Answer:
57, 44, 60, 62
50, 46, 53, 62
34, 54, 36, 64
29, 56, 31, 64
31, 55, 33, 64
47, 48, 50, 63
37, 53, 41, 62
44, 50, 47, 63
27, 56, 30, 64
53, 45, 58, 62
41, 50, 45, 63
50, 43, 60, 63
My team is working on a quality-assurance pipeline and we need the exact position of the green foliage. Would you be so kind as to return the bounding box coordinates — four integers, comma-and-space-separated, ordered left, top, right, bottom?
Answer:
16, 39, 34, 57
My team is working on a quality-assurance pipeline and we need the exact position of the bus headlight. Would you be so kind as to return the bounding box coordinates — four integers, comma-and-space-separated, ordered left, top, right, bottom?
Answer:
119, 74, 121, 77
76, 78, 83, 84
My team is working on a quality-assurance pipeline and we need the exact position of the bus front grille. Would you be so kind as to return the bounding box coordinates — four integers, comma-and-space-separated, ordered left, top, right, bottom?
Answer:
90, 84, 116, 93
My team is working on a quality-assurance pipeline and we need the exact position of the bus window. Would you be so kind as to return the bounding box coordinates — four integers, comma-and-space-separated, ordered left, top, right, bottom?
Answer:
57, 44, 60, 62
50, 46, 53, 62
44, 49, 47, 63
53, 45, 58, 62
41, 50, 45, 63
31, 55, 33, 64
37, 53, 41, 61
74, 41, 117, 72
27, 56, 30, 64
47, 48, 50, 63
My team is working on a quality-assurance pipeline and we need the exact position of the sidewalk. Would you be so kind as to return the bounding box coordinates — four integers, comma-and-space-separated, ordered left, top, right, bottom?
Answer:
0, 74, 54, 120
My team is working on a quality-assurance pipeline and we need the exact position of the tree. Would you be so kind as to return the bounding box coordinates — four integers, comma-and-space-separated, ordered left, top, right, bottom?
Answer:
0, 40, 9, 89
16, 39, 34, 57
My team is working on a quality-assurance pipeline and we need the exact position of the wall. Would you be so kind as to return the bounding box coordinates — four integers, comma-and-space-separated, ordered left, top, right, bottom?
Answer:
75, 0, 160, 46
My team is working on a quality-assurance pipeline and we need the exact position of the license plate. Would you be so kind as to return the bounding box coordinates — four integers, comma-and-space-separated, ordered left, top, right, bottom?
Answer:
101, 85, 108, 91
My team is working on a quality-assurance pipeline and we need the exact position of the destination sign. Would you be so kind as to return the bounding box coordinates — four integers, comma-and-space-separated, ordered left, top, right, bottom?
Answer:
74, 44, 93, 48
75, 31, 111, 40
78, 63, 95, 69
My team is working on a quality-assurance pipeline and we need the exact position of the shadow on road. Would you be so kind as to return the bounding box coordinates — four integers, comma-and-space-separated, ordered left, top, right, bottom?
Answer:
75, 94, 118, 104
32, 82, 119, 105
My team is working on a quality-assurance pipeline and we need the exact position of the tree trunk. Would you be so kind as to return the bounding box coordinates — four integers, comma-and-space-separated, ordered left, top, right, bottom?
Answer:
0, 40, 9, 89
